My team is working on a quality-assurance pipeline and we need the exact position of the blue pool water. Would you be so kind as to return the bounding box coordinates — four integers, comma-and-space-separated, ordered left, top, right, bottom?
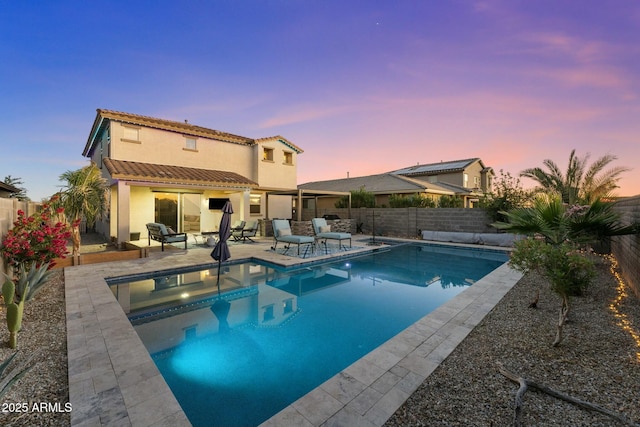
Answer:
109, 243, 507, 426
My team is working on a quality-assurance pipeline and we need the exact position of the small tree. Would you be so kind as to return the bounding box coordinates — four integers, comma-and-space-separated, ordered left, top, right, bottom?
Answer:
494, 195, 638, 346
480, 170, 532, 222
58, 164, 108, 256
335, 187, 375, 208
509, 238, 595, 346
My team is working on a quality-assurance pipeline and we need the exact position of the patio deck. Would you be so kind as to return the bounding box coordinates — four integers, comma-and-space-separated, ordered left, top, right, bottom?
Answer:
65, 236, 522, 426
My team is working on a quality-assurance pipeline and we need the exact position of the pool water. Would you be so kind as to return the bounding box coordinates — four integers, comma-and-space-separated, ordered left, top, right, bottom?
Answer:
109, 244, 507, 426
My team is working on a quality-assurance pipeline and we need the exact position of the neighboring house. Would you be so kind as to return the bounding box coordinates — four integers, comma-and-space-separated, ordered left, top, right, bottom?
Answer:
83, 109, 303, 244
299, 158, 494, 208
0, 181, 20, 198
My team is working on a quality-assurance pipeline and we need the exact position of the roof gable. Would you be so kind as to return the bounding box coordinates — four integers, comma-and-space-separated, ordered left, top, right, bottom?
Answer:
255, 135, 304, 154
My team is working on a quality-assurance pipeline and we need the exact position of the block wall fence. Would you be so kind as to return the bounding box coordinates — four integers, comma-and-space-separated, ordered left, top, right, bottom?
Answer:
301, 207, 496, 238
611, 196, 640, 298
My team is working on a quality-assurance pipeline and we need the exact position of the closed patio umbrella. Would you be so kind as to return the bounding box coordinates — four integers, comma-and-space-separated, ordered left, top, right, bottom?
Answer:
211, 200, 233, 288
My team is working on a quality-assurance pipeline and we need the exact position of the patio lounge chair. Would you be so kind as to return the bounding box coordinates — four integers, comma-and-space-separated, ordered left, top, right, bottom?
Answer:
146, 222, 188, 251
311, 218, 352, 253
232, 220, 258, 242
272, 219, 315, 257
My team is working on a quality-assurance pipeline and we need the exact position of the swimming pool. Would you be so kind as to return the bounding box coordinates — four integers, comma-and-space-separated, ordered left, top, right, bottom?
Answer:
108, 243, 508, 426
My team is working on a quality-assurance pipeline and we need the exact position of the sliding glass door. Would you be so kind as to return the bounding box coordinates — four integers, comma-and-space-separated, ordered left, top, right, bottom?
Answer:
154, 192, 201, 233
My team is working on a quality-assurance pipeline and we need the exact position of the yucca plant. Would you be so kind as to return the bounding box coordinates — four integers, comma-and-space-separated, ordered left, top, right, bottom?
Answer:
2, 262, 52, 349
0, 351, 33, 399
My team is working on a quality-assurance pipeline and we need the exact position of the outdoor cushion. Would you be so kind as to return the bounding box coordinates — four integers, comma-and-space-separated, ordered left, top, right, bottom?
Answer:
278, 228, 292, 237
278, 235, 314, 244
319, 225, 331, 233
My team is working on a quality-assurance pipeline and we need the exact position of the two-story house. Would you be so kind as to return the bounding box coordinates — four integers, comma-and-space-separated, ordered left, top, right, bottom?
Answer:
83, 109, 303, 244
298, 158, 493, 208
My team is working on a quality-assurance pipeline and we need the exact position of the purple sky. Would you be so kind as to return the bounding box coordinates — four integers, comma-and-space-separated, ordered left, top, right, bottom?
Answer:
1, 1, 639, 201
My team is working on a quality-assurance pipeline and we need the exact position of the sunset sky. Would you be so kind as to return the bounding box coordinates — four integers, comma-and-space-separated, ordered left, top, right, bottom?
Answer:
1, 1, 639, 201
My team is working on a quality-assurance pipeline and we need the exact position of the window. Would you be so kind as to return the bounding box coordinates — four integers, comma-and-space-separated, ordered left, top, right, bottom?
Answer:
284, 151, 293, 165
263, 147, 274, 161
473, 176, 479, 186
122, 126, 140, 142
250, 194, 261, 214
464, 173, 469, 187
185, 137, 197, 150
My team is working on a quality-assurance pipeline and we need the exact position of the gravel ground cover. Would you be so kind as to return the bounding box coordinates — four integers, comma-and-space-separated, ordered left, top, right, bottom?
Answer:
0, 247, 638, 427
385, 255, 640, 427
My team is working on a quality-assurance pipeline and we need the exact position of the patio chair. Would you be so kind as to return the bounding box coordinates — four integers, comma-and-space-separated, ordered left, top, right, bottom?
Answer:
146, 222, 188, 251
232, 220, 258, 243
311, 218, 352, 253
271, 219, 315, 257
231, 220, 246, 233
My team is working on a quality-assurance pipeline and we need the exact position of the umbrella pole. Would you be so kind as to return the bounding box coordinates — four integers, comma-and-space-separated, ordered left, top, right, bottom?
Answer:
216, 260, 222, 296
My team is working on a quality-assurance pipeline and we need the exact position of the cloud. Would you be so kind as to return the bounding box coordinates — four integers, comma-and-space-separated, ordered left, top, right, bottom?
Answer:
520, 31, 609, 63
259, 103, 369, 128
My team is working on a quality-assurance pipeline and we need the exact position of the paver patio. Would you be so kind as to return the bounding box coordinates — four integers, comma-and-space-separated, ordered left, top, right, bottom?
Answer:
65, 236, 522, 426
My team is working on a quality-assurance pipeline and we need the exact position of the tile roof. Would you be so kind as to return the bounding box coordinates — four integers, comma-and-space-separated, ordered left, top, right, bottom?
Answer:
298, 173, 455, 195
97, 109, 254, 145
390, 158, 482, 176
103, 158, 256, 188
84, 109, 303, 157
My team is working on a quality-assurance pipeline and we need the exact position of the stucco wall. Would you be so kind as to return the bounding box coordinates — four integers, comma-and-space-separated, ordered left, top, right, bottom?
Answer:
611, 196, 640, 298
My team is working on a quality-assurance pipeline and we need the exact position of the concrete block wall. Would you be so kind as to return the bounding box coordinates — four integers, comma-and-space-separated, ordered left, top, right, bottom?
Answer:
611, 196, 640, 298
302, 207, 496, 238
261, 218, 352, 237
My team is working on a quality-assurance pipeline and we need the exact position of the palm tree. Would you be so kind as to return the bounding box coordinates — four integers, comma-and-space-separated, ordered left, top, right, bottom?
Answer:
520, 149, 630, 204
493, 195, 638, 346
493, 194, 637, 246
58, 164, 108, 256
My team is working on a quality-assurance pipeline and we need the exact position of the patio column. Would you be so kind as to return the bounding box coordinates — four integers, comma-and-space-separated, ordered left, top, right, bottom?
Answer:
116, 181, 131, 246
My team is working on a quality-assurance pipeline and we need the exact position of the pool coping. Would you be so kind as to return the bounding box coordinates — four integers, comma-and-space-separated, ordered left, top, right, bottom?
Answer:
65, 237, 522, 426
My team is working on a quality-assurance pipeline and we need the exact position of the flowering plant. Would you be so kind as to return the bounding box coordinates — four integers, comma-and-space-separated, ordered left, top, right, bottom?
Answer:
0, 196, 75, 269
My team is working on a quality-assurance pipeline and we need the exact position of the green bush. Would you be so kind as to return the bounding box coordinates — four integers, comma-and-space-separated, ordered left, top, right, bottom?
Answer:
437, 195, 464, 208
509, 238, 595, 297
480, 169, 532, 222
335, 187, 375, 208
388, 193, 435, 208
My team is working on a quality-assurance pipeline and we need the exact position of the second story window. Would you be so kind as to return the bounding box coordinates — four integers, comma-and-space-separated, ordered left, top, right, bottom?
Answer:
122, 126, 140, 143
185, 137, 197, 151
263, 147, 274, 161
283, 151, 293, 165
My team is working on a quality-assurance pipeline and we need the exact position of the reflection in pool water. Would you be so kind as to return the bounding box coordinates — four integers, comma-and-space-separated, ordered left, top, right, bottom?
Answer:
109, 243, 508, 427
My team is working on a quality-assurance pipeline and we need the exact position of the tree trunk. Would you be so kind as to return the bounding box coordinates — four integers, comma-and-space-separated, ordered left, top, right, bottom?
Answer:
552, 295, 570, 347
72, 225, 81, 257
